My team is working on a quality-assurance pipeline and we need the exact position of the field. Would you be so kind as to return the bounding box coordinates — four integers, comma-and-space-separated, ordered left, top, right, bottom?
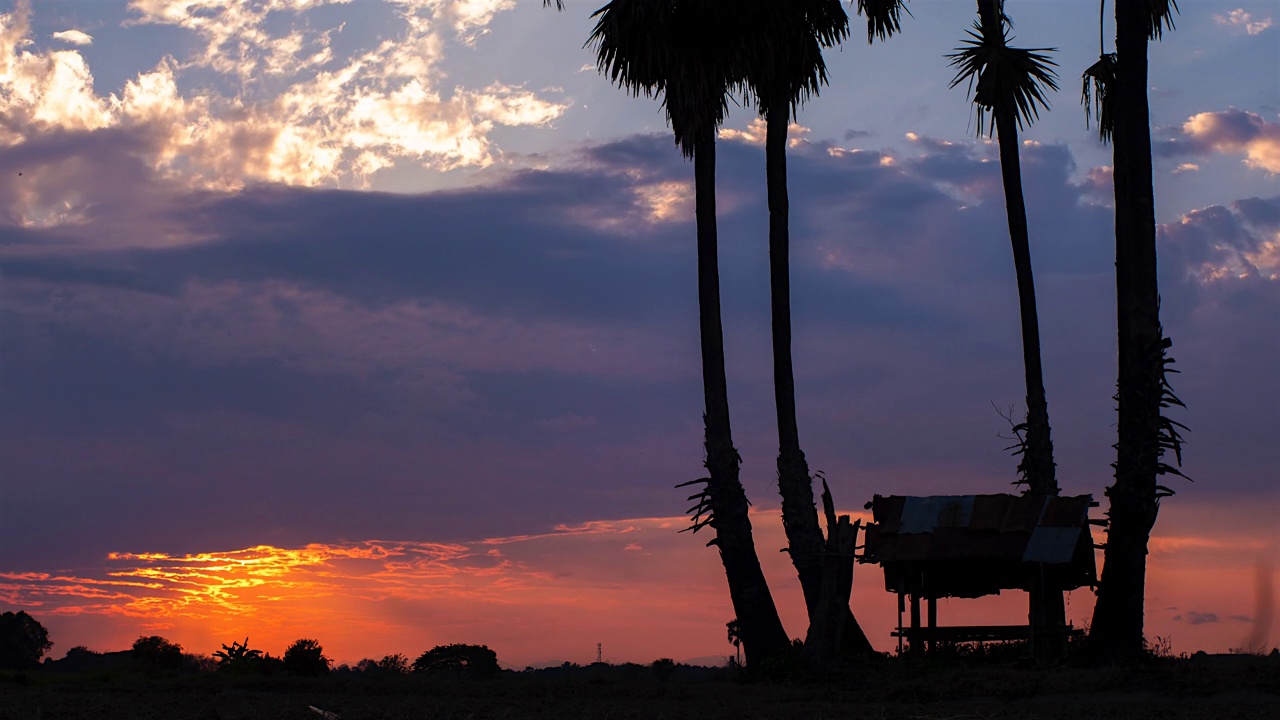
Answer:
3, 653, 1278, 720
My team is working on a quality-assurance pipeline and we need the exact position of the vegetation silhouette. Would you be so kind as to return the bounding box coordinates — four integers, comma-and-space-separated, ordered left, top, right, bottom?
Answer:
1084, 0, 1189, 662
0, 611, 52, 670
212, 637, 285, 675
586, 0, 789, 666
745, 0, 906, 666
131, 635, 185, 673
413, 644, 501, 678
283, 638, 331, 677
355, 653, 410, 676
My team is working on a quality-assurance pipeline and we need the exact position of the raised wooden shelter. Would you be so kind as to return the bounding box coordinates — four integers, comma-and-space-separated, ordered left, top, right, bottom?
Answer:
859, 493, 1098, 652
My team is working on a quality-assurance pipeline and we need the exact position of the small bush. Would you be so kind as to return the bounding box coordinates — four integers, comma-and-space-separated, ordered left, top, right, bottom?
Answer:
650, 657, 677, 680
132, 636, 185, 673
355, 654, 409, 676
283, 639, 330, 677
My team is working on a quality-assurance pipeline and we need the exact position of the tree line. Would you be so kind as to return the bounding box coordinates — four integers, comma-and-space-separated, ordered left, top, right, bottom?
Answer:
0, 612, 500, 679
547, 0, 1188, 668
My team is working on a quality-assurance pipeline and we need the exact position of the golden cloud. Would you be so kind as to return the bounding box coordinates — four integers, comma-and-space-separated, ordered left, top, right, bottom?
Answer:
0, 0, 569, 207
1182, 109, 1280, 174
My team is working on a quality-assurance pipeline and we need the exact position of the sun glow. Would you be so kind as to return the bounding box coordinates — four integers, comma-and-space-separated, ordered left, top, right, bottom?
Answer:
5, 503, 1276, 666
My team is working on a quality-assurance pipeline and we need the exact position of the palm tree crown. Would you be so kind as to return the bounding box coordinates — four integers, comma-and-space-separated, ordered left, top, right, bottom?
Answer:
948, 7, 1058, 137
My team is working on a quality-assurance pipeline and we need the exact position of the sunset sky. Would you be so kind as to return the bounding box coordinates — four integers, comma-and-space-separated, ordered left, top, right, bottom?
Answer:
1, 0, 1277, 668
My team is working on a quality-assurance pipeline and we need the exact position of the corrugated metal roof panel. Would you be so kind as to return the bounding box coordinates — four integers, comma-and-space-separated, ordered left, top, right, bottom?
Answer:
969, 495, 1010, 531
1024, 526, 1084, 564
899, 495, 973, 533
999, 494, 1048, 533
1040, 495, 1093, 528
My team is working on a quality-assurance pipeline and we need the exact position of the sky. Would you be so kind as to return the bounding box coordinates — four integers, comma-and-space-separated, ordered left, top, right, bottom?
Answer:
0, 0, 1277, 668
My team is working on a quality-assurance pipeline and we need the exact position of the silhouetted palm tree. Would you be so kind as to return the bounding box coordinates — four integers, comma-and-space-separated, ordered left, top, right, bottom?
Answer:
744, 0, 906, 659
1083, 0, 1187, 661
588, 0, 789, 665
949, 0, 1064, 654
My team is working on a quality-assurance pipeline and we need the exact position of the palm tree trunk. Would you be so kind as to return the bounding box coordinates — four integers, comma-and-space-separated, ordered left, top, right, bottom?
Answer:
765, 97, 822, 613
991, 101, 1067, 650
975, 0, 1065, 656
765, 99, 874, 658
1090, 0, 1164, 661
694, 126, 790, 666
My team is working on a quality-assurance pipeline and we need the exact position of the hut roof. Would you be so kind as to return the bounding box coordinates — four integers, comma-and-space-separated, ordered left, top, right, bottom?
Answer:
861, 493, 1098, 598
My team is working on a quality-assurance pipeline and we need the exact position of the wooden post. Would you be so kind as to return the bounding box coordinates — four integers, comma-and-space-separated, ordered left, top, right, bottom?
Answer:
909, 592, 921, 654
896, 585, 905, 655
927, 596, 937, 653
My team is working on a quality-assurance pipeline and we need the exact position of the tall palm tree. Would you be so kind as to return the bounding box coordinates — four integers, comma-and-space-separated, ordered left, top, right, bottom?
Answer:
588, 0, 790, 666
1083, 0, 1187, 661
948, 0, 1065, 652
744, 0, 906, 659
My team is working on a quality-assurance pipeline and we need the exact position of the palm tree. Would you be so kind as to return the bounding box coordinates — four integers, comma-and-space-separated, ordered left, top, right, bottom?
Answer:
948, 0, 1065, 653
588, 0, 790, 666
1082, 0, 1187, 661
744, 0, 906, 659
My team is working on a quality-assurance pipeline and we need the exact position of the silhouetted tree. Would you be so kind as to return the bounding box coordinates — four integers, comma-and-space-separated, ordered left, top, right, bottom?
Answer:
949, 0, 1066, 654
213, 637, 264, 674
283, 638, 331, 677
132, 635, 185, 673
588, 0, 789, 665
0, 611, 52, 670
745, 0, 907, 662
726, 619, 742, 666
412, 644, 500, 678
1083, 0, 1187, 662
354, 656, 404, 676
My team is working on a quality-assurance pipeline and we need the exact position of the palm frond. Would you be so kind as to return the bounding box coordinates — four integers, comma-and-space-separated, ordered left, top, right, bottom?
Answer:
1081, 52, 1117, 143
744, 1, 847, 115
855, 0, 910, 44
947, 20, 1058, 136
542, 0, 565, 9
1145, 0, 1178, 40
588, 0, 743, 156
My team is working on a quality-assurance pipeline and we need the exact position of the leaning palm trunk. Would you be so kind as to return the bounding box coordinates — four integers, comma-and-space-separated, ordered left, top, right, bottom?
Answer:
993, 106, 1057, 499
764, 98, 874, 657
693, 127, 791, 666
990, 100, 1067, 648
1089, 0, 1184, 661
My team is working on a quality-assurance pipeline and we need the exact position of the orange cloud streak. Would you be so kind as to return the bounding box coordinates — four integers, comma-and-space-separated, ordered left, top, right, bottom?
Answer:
5, 503, 1276, 667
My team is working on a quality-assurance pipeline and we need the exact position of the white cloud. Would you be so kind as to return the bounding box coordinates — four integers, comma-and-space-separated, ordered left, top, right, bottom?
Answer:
51, 29, 92, 45
0, 0, 568, 204
1215, 9, 1273, 35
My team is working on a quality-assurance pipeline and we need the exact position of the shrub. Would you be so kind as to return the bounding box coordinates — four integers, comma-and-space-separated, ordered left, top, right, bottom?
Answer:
213, 638, 264, 674
0, 611, 53, 671
132, 635, 185, 673
412, 644, 500, 678
356, 654, 409, 676
283, 639, 330, 677
651, 657, 677, 680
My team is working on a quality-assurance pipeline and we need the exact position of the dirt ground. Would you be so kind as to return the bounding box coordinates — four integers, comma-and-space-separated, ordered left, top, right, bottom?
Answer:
3, 653, 1277, 720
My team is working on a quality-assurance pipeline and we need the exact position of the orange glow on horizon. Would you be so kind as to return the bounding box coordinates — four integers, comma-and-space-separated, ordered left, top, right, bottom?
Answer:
4, 504, 1276, 667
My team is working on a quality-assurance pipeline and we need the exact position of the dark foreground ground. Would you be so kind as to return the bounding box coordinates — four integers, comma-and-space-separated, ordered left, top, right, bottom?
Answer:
3, 653, 1278, 720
